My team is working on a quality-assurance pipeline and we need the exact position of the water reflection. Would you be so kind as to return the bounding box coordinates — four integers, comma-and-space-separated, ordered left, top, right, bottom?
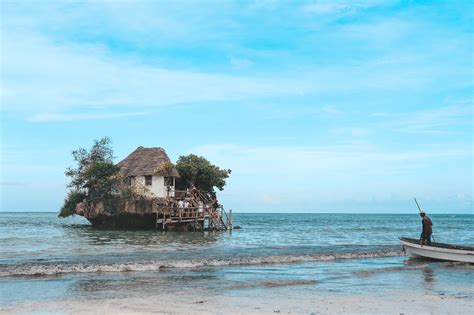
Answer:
64, 224, 223, 248
69, 271, 221, 300
421, 266, 435, 286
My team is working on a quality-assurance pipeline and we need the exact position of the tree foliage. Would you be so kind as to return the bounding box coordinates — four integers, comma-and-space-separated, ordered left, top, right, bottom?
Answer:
60, 137, 120, 217
83, 162, 121, 200
65, 137, 115, 189
175, 154, 231, 196
59, 190, 86, 218
154, 161, 175, 177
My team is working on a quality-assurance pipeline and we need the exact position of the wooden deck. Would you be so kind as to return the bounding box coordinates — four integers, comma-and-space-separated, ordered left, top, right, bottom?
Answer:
152, 188, 232, 231
154, 206, 230, 231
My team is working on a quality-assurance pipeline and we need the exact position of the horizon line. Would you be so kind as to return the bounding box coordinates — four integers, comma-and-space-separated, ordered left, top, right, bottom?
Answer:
1, 211, 472, 215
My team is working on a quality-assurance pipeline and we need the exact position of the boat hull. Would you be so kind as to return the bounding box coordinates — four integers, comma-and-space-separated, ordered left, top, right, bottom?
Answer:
400, 238, 474, 263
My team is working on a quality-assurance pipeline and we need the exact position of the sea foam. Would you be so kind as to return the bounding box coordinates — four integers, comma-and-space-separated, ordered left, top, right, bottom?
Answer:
0, 250, 402, 277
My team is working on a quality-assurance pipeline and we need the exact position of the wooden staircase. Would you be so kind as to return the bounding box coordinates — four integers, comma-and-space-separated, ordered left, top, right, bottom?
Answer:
194, 189, 229, 231
154, 188, 231, 231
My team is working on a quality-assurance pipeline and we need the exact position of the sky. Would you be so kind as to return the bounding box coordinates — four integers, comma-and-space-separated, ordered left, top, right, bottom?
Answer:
0, 0, 472, 213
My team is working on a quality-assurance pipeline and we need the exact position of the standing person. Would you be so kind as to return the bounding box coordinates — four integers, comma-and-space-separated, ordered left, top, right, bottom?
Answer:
183, 198, 190, 209
419, 210, 433, 245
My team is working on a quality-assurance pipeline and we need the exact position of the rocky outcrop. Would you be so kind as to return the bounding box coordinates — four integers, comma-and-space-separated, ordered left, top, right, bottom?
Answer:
73, 197, 203, 230
74, 198, 157, 229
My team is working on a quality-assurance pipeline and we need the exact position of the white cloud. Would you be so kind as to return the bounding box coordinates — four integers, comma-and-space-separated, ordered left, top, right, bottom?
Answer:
0, 31, 318, 117
195, 142, 464, 168
0, 181, 26, 187
229, 57, 254, 69
321, 105, 344, 116
188, 142, 471, 207
262, 194, 278, 205
303, 0, 386, 15
387, 104, 473, 135
371, 112, 389, 117
28, 111, 148, 122
304, 3, 349, 14
1, 20, 467, 122
330, 127, 369, 137
261, 104, 347, 120
2, 16, 465, 121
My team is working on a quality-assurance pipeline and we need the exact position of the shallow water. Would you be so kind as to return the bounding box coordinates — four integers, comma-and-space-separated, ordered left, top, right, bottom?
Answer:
0, 212, 473, 308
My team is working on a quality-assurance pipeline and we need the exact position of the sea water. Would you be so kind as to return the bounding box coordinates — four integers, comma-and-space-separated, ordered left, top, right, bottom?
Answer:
0, 212, 473, 308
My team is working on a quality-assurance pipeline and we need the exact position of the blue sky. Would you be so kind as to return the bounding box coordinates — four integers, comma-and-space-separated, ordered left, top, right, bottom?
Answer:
0, 0, 472, 213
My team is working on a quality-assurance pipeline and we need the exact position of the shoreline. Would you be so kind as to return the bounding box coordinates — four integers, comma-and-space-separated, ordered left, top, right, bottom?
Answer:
2, 289, 473, 314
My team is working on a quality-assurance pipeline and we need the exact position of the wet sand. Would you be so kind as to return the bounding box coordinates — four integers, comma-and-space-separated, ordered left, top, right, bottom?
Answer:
3, 287, 473, 314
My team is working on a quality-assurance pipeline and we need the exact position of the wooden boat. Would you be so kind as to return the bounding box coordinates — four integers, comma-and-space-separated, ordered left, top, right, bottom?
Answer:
399, 237, 474, 263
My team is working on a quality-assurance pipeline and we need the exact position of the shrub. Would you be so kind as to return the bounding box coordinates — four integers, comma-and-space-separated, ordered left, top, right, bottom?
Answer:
59, 190, 86, 218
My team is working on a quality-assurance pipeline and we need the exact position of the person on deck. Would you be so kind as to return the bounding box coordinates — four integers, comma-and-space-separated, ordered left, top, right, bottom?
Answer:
183, 198, 190, 209
419, 210, 433, 245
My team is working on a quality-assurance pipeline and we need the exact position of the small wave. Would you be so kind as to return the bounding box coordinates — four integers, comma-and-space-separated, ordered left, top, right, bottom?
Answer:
233, 279, 317, 289
353, 263, 430, 276
0, 250, 402, 277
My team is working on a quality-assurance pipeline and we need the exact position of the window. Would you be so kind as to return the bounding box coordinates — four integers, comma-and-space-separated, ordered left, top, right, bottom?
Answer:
164, 176, 174, 187
145, 175, 152, 186
126, 176, 135, 186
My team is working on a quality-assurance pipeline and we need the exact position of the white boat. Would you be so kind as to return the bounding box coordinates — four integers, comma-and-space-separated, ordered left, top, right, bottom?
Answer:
399, 237, 474, 263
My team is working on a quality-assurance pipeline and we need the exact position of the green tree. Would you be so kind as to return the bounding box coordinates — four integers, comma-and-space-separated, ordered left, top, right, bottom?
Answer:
83, 161, 121, 200
58, 190, 86, 218
65, 137, 115, 189
59, 137, 120, 217
175, 154, 231, 197
154, 161, 176, 177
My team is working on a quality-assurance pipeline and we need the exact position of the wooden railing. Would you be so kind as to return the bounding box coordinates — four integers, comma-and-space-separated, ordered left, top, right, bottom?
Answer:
153, 187, 230, 231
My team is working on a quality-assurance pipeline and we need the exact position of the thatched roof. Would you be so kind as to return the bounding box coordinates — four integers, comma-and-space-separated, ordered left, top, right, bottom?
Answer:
117, 146, 180, 177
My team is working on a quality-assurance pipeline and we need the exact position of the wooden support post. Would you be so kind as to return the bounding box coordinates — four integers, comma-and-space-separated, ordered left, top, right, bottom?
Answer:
229, 209, 233, 230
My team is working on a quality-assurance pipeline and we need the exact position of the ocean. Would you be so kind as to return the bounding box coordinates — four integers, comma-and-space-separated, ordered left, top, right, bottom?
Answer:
1, 212, 473, 313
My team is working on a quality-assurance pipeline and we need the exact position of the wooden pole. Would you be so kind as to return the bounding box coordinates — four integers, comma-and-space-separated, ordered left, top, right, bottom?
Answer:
229, 209, 233, 230
414, 197, 422, 212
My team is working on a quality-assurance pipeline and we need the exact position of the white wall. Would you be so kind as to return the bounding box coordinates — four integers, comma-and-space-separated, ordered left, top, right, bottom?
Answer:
132, 175, 174, 198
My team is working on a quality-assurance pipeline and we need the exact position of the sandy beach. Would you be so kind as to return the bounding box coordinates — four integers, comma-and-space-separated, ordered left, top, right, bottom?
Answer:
3, 287, 473, 314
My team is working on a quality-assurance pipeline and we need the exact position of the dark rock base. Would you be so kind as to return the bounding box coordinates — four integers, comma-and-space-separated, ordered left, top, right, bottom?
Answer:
86, 213, 204, 231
